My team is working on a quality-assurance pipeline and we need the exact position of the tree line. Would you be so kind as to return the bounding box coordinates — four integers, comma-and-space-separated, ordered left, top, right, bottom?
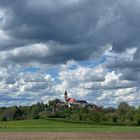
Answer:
0, 99, 140, 126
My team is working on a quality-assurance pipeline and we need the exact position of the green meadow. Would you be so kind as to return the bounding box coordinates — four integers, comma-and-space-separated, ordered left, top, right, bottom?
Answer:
0, 119, 139, 132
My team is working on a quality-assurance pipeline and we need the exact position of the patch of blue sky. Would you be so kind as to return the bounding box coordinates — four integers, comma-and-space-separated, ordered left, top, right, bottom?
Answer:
47, 67, 58, 77
46, 68, 63, 84
78, 56, 107, 68
68, 63, 78, 70
108, 67, 114, 72
66, 56, 107, 70
23, 67, 40, 73
0, 16, 4, 22
0, 97, 33, 102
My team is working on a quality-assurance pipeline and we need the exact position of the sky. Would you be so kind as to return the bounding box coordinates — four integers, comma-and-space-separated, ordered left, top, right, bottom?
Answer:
0, 0, 140, 107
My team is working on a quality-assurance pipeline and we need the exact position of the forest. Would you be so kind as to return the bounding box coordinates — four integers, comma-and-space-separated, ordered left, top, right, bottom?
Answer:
0, 99, 140, 126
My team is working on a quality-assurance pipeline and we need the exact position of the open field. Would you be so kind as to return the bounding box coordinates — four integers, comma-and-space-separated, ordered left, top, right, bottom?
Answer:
0, 132, 140, 140
0, 119, 140, 140
0, 119, 140, 132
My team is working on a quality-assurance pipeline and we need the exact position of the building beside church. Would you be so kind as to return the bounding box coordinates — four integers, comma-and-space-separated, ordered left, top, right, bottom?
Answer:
64, 90, 88, 108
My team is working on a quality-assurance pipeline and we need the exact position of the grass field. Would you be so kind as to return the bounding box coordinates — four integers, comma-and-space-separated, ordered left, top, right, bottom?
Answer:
0, 119, 140, 132
0, 120, 140, 140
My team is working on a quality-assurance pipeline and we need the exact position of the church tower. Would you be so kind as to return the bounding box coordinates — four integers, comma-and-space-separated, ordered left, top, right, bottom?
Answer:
64, 90, 68, 103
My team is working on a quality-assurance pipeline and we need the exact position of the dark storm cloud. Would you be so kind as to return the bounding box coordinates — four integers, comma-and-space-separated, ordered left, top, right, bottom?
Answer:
3, 42, 100, 64
107, 59, 140, 70
0, 0, 100, 43
106, 47, 140, 82
110, 0, 140, 52
0, 0, 114, 63
119, 68, 140, 81
0, 0, 140, 64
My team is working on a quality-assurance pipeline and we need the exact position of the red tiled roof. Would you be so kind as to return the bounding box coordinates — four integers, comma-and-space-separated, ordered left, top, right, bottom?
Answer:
67, 98, 76, 103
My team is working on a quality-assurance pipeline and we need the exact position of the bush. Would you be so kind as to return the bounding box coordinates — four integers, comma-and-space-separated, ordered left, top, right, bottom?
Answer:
1, 116, 7, 121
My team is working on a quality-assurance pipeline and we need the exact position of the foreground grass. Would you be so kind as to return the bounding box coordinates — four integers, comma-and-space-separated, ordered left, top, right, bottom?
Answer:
0, 119, 140, 132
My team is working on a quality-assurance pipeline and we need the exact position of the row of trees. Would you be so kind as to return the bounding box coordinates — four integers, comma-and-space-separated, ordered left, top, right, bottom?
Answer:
0, 103, 45, 121
0, 100, 140, 126
44, 100, 140, 126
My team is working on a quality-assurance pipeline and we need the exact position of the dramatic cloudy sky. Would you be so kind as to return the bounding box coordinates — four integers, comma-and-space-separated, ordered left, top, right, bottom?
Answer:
0, 0, 140, 107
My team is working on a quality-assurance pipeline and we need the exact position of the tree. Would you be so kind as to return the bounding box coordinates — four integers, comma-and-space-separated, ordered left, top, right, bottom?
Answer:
117, 102, 130, 121
118, 102, 130, 115
13, 107, 23, 120
111, 113, 118, 123
31, 106, 39, 119
135, 106, 140, 126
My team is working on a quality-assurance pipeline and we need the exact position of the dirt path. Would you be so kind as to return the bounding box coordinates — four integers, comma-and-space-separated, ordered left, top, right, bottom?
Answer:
0, 132, 140, 140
